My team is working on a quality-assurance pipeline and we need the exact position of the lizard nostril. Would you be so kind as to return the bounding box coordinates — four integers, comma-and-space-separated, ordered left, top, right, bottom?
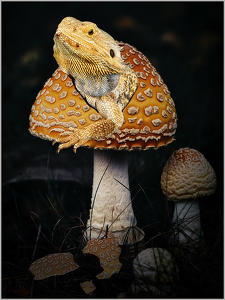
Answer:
110, 49, 115, 58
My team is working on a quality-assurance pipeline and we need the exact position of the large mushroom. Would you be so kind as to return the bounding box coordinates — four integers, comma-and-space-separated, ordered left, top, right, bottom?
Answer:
29, 40, 177, 245
160, 148, 217, 250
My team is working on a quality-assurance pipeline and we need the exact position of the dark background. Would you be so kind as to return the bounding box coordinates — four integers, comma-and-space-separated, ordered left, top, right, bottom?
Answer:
2, 1, 223, 298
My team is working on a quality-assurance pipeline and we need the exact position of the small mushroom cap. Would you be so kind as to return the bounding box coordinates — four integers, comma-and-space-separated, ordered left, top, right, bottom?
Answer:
161, 147, 217, 201
29, 42, 177, 151
133, 247, 179, 285
80, 280, 96, 294
82, 232, 122, 280
29, 252, 79, 280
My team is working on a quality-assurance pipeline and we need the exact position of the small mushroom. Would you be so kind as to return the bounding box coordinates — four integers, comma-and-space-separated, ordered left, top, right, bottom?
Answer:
29, 35, 177, 245
130, 247, 179, 297
29, 252, 79, 280
80, 232, 122, 293
160, 148, 217, 250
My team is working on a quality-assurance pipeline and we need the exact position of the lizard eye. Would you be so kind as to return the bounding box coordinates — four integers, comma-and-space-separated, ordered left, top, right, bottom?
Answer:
88, 29, 94, 36
110, 49, 115, 58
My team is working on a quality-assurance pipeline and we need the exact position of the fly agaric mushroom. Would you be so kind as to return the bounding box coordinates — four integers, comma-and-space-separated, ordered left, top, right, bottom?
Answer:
80, 232, 122, 293
160, 148, 217, 249
29, 42, 177, 245
130, 247, 179, 297
29, 252, 79, 280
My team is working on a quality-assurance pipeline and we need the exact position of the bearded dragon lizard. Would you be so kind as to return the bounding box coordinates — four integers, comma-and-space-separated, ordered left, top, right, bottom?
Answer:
53, 17, 138, 153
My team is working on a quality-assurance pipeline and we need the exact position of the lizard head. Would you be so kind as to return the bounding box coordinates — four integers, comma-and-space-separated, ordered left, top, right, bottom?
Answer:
53, 17, 138, 102
53, 17, 125, 77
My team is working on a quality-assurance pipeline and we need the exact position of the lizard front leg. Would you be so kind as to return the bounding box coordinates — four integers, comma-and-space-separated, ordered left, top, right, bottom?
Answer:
53, 95, 124, 153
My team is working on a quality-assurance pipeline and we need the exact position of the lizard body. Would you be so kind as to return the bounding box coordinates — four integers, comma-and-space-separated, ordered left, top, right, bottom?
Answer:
53, 17, 138, 152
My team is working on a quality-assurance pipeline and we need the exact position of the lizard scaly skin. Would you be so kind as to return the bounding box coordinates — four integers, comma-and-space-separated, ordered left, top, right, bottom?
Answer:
53, 17, 138, 153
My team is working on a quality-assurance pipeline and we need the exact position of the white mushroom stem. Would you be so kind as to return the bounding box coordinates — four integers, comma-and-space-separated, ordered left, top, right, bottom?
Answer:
171, 199, 203, 244
85, 150, 143, 245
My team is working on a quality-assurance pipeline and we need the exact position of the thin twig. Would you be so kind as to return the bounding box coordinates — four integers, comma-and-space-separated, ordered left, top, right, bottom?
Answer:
30, 223, 41, 264
29, 211, 58, 251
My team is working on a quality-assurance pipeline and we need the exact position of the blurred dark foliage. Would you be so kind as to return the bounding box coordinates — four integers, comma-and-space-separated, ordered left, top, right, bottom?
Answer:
2, 1, 223, 298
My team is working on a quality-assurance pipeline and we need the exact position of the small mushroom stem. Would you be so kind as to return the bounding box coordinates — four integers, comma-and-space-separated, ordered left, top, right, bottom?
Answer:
85, 150, 144, 245
171, 199, 203, 245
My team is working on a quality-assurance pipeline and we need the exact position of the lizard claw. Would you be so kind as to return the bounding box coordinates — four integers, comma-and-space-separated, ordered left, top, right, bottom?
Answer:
53, 128, 82, 153
52, 133, 70, 146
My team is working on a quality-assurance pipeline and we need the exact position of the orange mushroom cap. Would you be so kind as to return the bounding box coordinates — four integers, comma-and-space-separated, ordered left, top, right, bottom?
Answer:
82, 232, 122, 280
80, 280, 96, 294
80, 232, 122, 294
29, 42, 177, 151
29, 252, 79, 280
